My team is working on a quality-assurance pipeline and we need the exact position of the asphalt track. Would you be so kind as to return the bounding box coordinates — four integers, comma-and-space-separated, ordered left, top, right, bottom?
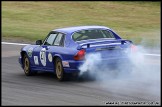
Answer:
2, 43, 161, 106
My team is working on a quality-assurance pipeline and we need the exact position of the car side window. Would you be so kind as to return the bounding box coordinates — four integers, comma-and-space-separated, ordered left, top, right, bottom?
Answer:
102, 30, 115, 38
53, 33, 64, 46
44, 33, 57, 45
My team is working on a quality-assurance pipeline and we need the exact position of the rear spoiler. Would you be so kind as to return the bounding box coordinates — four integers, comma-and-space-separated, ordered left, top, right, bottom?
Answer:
77, 39, 132, 50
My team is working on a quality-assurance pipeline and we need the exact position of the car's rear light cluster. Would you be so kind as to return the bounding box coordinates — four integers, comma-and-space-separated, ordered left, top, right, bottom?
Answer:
131, 44, 137, 52
74, 49, 86, 60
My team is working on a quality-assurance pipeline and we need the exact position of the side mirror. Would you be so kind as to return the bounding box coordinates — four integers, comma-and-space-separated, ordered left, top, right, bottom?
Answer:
36, 40, 42, 45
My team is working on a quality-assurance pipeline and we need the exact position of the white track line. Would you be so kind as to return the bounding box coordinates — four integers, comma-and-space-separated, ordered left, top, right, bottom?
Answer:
2, 42, 161, 57
143, 53, 160, 57
2, 42, 30, 46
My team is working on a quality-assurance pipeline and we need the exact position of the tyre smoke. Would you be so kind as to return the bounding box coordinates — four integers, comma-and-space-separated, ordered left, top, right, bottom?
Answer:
78, 45, 160, 101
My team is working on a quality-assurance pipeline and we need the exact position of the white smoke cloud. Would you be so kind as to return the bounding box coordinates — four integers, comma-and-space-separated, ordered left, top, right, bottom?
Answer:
78, 44, 160, 101
79, 53, 102, 76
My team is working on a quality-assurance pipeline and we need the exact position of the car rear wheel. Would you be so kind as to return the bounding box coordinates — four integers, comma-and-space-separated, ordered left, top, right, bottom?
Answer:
55, 58, 66, 81
23, 54, 37, 76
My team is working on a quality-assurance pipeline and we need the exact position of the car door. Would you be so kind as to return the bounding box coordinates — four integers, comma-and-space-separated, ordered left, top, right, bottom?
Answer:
44, 32, 65, 71
32, 32, 58, 70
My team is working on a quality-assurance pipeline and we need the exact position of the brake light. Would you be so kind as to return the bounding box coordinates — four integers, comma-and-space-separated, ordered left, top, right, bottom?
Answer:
74, 49, 86, 60
131, 44, 137, 52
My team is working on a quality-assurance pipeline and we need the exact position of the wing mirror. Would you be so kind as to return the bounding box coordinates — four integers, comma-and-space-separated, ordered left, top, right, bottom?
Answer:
36, 40, 42, 45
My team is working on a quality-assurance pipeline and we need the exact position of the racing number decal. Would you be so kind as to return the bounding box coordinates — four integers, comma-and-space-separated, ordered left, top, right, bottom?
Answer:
40, 48, 46, 66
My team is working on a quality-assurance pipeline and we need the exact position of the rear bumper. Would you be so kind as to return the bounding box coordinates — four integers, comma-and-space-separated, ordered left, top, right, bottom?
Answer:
63, 60, 83, 73
63, 57, 131, 73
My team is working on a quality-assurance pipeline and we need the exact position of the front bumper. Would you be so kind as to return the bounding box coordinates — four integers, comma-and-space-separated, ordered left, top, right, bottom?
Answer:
18, 56, 23, 68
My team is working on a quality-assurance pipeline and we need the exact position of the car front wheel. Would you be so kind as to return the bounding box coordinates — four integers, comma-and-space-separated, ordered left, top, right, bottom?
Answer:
23, 54, 37, 76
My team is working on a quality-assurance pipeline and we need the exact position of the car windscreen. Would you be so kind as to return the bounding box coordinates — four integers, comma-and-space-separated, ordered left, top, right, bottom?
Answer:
72, 29, 115, 42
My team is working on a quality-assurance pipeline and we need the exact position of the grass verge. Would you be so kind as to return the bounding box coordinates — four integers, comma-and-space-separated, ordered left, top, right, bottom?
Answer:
2, 1, 160, 48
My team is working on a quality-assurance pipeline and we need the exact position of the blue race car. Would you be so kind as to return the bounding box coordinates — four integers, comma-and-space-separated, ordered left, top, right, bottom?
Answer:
19, 26, 136, 81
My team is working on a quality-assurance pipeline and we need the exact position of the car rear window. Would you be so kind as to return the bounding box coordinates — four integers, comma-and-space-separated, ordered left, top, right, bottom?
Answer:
72, 29, 115, 41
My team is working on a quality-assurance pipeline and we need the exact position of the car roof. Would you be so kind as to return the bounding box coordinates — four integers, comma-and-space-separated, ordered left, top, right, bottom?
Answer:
52, 26, 110, 34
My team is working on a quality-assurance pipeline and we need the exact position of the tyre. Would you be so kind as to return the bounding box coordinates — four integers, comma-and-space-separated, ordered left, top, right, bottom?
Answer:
23, 54, 37, 76
55, 58, 66, 81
